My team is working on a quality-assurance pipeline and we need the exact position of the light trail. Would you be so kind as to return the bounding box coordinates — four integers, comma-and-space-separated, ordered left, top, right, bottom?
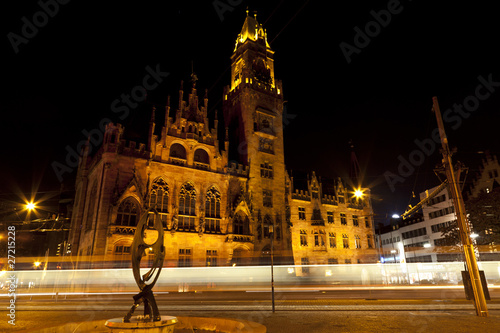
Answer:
3, 262, 500, 297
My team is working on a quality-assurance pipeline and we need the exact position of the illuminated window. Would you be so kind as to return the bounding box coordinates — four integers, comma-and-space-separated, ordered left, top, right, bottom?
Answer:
148, 178, 169, 212
298, 207, 306, 220
114, 243, 132, 268
340, 213, 347, 225
342, 234, 349, 249
148, 178, 169, 228
116, 197, 139, 227
355, 235, 361, 249
205, 187, 221, 233
327, 211, 334, 223
206, 250, 218, 267
300, 230, 308, 246
114, 245, 131, 255
178, 248, 192, 267
329, 232, 336, 248
178, 183, 196, 232
260, 162, 273, 179
353, 215, 359, 227
314, 230, 325, 247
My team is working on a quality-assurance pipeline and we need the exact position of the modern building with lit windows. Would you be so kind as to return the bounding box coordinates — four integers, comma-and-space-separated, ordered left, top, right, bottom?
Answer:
379, 185, 459, 264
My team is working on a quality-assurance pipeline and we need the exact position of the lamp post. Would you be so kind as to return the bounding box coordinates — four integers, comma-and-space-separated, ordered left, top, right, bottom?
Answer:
269, 224, 275, 313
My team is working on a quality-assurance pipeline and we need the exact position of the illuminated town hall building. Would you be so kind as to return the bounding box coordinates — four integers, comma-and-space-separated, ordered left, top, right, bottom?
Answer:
68, 12, 377, 270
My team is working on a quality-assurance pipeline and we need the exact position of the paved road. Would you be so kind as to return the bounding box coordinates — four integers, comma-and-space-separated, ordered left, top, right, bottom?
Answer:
4, 289, 500, 332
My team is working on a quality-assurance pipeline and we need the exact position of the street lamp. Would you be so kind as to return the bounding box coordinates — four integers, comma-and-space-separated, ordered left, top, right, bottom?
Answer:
26, 202, 36, 211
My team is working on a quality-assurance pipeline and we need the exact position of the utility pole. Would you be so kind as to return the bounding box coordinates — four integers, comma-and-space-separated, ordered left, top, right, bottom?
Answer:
432, 96, 488, 317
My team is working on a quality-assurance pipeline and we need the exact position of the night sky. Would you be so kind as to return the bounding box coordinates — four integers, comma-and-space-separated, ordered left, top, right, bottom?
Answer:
2, 0, 500, 224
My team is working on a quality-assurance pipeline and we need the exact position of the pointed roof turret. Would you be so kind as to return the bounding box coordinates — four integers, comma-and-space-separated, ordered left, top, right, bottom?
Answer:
234, 9, 271, 51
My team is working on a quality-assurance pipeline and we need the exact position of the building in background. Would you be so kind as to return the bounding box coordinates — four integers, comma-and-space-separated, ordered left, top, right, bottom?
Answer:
379, 185, 459, 264
467, 153, 500, 199
288, 172, 376, 275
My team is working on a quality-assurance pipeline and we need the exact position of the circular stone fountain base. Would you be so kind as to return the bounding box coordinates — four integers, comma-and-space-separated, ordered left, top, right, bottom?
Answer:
105, 315, 178, 333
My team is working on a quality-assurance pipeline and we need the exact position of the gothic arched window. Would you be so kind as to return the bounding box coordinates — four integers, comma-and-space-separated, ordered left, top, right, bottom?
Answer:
148, 178, 169, 212
116, 197, 139, 227
148, 178, 169, 227
178, 183, 196, 231
205, 187, 221, 218
205, 187, 221, 233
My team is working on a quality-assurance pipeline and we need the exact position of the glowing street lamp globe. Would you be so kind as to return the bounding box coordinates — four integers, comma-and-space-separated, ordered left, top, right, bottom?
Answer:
354, 189, 363, 199
26, 202, 36, 211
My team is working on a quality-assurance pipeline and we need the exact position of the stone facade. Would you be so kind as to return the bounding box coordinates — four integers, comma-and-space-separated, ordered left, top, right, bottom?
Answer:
287, 172, 377, 275
68, 12, 377, 270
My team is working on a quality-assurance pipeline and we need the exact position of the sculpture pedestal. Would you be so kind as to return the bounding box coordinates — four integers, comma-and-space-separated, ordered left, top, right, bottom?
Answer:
105, 316, 178, 333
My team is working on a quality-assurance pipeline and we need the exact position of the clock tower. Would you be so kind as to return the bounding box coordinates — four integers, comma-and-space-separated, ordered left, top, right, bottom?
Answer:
223, 10, 289, 259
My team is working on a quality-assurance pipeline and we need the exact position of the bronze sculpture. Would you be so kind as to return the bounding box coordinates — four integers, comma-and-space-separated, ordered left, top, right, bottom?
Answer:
124, 208, 165, 322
